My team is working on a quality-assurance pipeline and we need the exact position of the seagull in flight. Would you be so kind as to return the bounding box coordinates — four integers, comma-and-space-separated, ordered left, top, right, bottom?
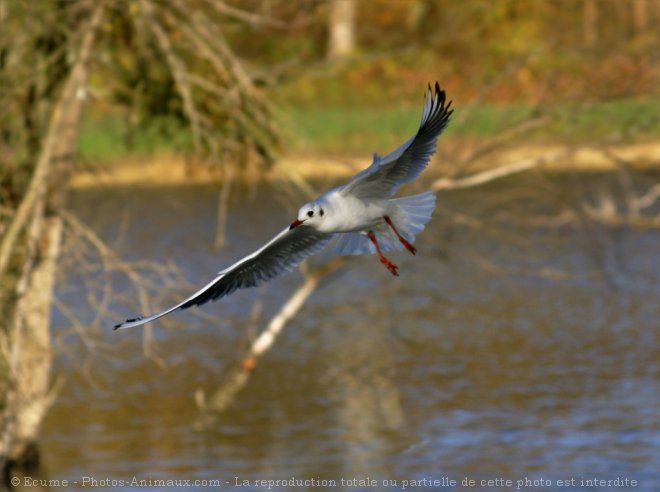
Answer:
114, 83, 452, 330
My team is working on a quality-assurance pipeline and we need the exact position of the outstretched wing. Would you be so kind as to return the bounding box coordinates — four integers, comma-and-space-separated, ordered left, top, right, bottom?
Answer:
114, 225, 333, 330
341, 82, 452, 200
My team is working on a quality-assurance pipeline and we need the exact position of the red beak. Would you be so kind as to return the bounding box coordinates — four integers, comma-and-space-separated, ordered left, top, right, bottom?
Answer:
289, 219, 304, 230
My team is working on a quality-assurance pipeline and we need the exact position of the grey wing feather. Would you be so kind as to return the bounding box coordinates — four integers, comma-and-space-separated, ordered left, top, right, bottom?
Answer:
114, 225, 333, 330
341, 82, 452, 200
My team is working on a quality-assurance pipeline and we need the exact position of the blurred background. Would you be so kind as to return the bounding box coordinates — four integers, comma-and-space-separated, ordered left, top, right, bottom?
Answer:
1, 1, 659, 490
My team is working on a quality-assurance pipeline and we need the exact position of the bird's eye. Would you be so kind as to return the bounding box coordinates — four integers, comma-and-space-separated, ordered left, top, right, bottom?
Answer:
307, 210, 314, 217
320, 208, 324, 216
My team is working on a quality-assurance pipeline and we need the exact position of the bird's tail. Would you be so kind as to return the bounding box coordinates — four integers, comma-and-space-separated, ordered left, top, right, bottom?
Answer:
387, 191, 436, 244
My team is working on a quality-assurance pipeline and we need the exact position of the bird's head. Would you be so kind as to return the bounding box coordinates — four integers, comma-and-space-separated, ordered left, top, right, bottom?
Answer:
290, 201, 326, 230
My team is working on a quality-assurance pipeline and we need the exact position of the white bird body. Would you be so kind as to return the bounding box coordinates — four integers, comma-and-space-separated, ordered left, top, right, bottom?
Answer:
114, 83, 452, 330
312, 190, 388, 233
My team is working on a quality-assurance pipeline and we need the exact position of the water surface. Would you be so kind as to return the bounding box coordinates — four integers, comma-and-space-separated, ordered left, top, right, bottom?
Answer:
33, 174, 660, 490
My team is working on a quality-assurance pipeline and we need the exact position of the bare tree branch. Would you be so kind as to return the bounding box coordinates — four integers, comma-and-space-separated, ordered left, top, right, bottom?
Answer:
213, 161, 234, 250
433, 149, 568, 191
194, 258, 345, 424
634, 183, 660, 211
204, 0, 291, 28
139, 0, 203, 153
0, 1, 106, 277
454, 114, 553, 172
60, 210, 152, 325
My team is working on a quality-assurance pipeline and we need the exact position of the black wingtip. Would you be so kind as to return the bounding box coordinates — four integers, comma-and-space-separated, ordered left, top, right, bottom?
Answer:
426, 82, 451, 116
432, 82, 446, 106
417, 82, 453, 134
445, 100, 453, 115
113, 316, 143, 330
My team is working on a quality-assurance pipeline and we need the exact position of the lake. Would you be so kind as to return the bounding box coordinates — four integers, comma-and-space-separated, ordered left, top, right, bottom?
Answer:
22, 171, 660, 491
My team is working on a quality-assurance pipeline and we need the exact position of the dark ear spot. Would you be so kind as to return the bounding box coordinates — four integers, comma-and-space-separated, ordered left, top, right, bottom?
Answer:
320, 208, 324, 216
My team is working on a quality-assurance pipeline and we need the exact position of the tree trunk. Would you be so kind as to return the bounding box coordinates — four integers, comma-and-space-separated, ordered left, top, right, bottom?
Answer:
632, 0, 648, 36
0, 2, 105, 474
7, 218, 62, 464
327, 0, 356, 60
583, 0, 598, 48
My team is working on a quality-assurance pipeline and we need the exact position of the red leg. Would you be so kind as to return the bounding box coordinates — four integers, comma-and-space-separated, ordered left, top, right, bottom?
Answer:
384, 216, 417, 255
367, 231, 399, 276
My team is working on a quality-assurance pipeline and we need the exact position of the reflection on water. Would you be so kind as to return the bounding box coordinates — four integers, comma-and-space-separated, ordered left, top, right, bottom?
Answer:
33, 175, 660, 490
